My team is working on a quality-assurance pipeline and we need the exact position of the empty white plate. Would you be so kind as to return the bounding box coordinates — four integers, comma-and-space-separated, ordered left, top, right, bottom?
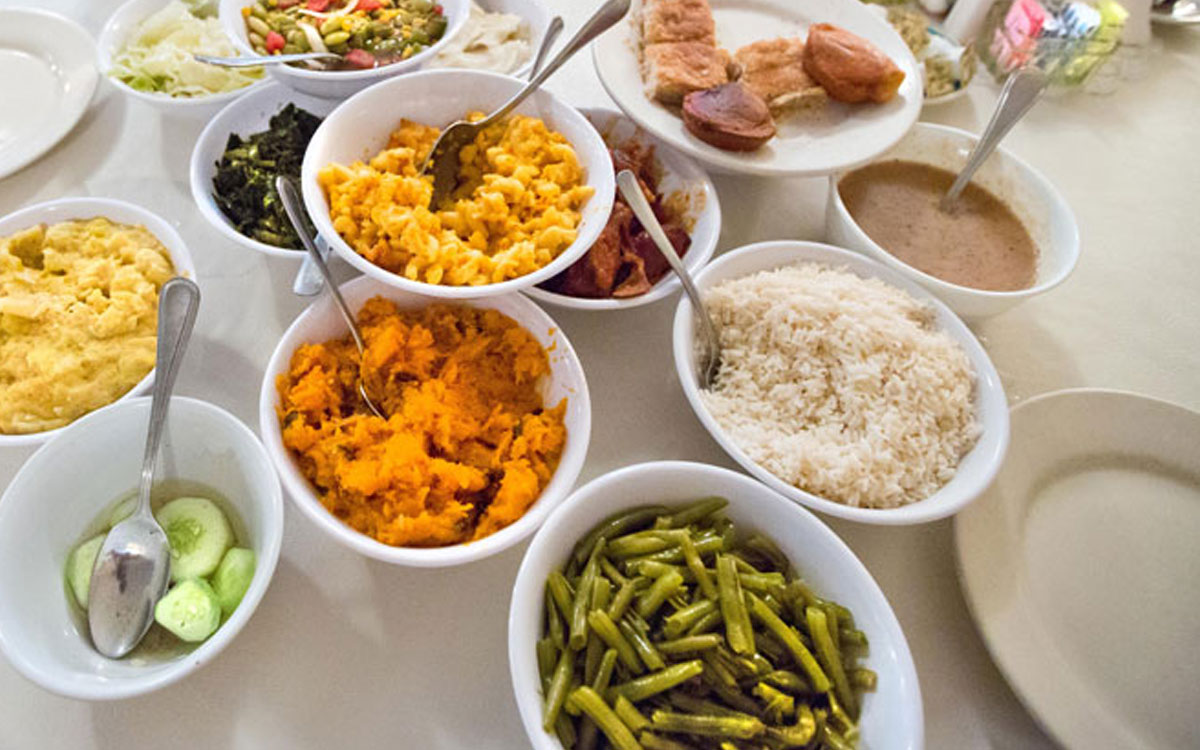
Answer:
956, 388, 1200, 750
592, 0, 922, 176
0, 10, 98, 179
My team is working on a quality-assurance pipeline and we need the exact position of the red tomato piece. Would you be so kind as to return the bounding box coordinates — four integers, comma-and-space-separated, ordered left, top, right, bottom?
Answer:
433, 4, 443, 15
277, 0, 300, 7
358, 0, 384, 10
265, 30, 286, 52
344, 48, 376, 69
306, 0, 331, 11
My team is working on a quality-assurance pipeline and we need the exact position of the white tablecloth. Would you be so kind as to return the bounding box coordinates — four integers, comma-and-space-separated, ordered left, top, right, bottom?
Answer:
1, 1, 1197, 747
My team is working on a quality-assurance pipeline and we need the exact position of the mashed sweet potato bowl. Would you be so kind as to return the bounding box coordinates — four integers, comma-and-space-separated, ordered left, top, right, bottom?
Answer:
301, 69, 615, 300
259, 276, 591, 567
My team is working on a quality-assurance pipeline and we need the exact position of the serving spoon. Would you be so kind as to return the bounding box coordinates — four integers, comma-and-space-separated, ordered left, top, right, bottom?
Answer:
277, 176, 387, 419
420, 0, 631, 209
616, 170, 721, 389
194, 51, 343, 68
941, 66, 1048, 211
88, 277, 200, 659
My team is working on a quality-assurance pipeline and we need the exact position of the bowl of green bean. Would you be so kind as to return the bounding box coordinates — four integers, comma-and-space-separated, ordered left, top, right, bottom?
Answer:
508, 461, 923, 750
219, 0, 470, 99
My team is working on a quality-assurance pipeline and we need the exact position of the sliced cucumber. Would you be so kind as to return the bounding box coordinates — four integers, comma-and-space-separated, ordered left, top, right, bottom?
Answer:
211, 547, 256, 617
65, 535, 105, 610
154, 578, 221, 642
155, 497, 233, 582
107, 496, 137, 528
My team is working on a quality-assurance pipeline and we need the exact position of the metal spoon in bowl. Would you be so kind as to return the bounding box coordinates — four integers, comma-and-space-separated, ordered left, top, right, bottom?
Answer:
940, 66, 1048, 211
194, 51, 342, 68
528, 16, 564, 81
615, 169, 721, 389
420, 0, 631, 209
276, 176, 387, 419
88, 277, 200, 659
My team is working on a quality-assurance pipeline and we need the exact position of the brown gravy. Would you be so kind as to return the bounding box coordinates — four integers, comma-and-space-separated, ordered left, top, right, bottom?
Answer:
839, 160, 1038, 291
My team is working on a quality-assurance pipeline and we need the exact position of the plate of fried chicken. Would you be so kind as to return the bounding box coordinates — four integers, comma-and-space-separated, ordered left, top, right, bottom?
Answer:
592, 0, 923, 176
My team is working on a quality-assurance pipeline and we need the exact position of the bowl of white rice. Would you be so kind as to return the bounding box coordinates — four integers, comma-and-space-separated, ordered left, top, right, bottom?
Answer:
672, 240, 1009, 525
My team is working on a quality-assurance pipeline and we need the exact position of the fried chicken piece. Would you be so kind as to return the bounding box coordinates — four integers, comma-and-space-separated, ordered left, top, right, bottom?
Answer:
682, 82, 776, 151
801, 23, 905, 104
642, 0, 717, 45
643, 41, 732, 106
734, 37, 828, 114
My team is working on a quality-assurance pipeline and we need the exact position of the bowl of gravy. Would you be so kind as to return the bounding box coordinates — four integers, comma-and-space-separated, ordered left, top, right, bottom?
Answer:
826, 123, 1079, 318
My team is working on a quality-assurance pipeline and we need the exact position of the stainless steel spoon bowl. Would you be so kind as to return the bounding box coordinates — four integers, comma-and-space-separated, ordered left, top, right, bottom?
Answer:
616, 169, 721, 389
419, 0, 630, 209
87, 277, 200, 659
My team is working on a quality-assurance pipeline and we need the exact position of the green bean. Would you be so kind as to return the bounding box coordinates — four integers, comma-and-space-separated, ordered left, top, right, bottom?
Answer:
546, 590, 565, 649
537, 637, 558, 680
746, 594, 830, 695
823, 602, 841, 650
609, 660, 704, 703
584, 636, 605, 686
630, 560, 685, 580
650, 710, 765, 740
752, 682, 794, 723
680, 534, 717, 600
821, 724, 856, 750
806, 606, 854, 716
572, 506, 668, 567
716, 555, 755, 656
656, 633, 723, 655
851, 668, 877, 691
640, 733, 698, 750
588, 610, 643, 674
323, 30, 350, 47
607, 577, 643, 622
686, 609, 723, 636
610, 535, 673, 560
742, 533, 791, 574
570, 542, 604, 650
547, 571, 574, 622
614, 694, 651, 733
625, 534, 723, 567
666, 692, 749, 718
765, 704, 817, 747
637, 569, 684, 620
738, 572, 787, 593
576, 720, 599, 750
601, 555, 630, 586
656, 497, 728, 528
568, 687, 644, 750
760, 670, 811, 695
553, 712, 577, 748
620, 619, 665, 671
664, 599, 717, 639
840, 628, 869, 649
701, 651, 738, 688
594, 649, 619, 692
543, 648, 573, 731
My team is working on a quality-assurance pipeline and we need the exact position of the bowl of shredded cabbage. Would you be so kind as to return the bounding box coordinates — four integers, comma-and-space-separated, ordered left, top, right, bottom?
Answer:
99, 0, 267, 111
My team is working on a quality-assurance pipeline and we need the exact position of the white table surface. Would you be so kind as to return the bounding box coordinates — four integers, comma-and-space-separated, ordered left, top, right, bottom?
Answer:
1, 2, 1197, 747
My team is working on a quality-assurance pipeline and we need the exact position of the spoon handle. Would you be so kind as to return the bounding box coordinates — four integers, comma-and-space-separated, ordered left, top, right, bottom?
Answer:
276, 176, 366, 353
193, 52, 336, 67
528, 16, 564, 81
481, 0, 629, 128
942, 66, 1048, 208
139, 277, 200, 514
616, 170, 720, 386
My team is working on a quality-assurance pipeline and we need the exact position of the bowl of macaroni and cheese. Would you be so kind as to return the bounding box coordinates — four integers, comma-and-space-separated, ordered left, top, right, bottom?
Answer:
0, 197, 196, 447
301, 68, 614, 299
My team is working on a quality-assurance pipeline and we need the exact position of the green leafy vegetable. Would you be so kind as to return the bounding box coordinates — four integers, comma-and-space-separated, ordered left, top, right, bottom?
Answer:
211, 104, 322, 249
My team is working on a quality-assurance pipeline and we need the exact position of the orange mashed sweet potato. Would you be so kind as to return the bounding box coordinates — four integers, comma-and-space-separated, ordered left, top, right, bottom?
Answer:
277, 297, 567, 547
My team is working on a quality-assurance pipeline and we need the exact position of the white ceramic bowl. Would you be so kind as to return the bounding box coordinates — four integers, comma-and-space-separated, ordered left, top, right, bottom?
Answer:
0, 197, 197, 449
219, 0, 470, 100
191, 81, 339, 258
98, 0, 268, 115
0, 397, 284, 701
509, 460, 924, 750
301, 68, 615, 299
673, 240, 1010, 525
523, 107, 721, 311
826, 123, 1080, 319
258, 275, 591, 566
422, 0, 552, 80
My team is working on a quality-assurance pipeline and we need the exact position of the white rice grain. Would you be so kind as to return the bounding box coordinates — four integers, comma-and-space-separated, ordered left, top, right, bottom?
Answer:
700, 264, 979, 509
